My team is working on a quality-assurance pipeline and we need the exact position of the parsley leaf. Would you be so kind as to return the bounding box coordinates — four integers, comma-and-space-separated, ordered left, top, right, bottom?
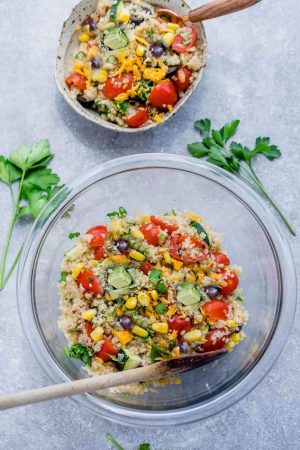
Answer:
18, 189, 49, 219
155, 303, 167, 314
9, 139, 52, 171
65, 343, 94, 366
194, 118, 211, 134
149, 269, 162, 284
253, 137, 281, 160
150, 343, 169, 363
22, 168, 60, 194
138, 445, 151, 450
107, 206, 127, 219
137, 80, 153, 102
105, 434, 125, 450
0, 156, 21, 184
113, 100, 129, 115
69, 232, 80, 239
190, 221, 210, 246
187, 142, 210, 158
59, 271, 68, 282
219, 119, 240, 142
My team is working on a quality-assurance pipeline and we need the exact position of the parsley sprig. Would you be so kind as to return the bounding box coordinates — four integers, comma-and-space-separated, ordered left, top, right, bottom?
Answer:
188, 119, 295, 236
0, 139, 62, 289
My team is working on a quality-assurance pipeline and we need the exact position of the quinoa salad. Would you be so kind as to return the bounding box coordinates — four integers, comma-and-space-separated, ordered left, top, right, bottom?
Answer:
64, 0, 205, 128
59, 209, 248, 391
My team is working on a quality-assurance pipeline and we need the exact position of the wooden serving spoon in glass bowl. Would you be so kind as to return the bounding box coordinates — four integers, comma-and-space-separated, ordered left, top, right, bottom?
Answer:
157, 0, 262, 24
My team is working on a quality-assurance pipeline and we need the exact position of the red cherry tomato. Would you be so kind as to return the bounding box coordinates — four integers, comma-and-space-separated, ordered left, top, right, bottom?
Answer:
215, 253, 230, 266
172, 67, 192, 91
204, 300, 229, 321
172, 26, 197, 53
150, 216, 178, 234
86, 225, 108, 248
201, 328, 227, 352
139, 223, 164, 246
124, 108, 149, 128
65, 73, 87, 91
140, 260, 153, 275
168, 313, 192, 333
76, 269, 104, 296
96, 340, 118, 362
103, 73, 133, 99
169, 235, 209, 264
149, 81, 178, 110
85, 321, 93, 337
220, 270, 239, 297
94, 246, 107, 260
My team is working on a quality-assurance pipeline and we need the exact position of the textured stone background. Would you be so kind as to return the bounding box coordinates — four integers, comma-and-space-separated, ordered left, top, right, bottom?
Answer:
0, 0, 299, 448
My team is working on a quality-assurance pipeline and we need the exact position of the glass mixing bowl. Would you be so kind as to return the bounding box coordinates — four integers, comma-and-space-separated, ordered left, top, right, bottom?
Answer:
17, 154, 296, 426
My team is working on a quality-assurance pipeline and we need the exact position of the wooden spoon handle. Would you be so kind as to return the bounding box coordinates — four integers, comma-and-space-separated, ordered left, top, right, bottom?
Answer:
188, 0, 262, 22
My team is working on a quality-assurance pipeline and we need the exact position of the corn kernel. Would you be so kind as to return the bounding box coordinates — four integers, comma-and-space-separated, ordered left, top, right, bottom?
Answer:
207, 318, 216, 326
150, 290, 158, 301
138, 292, 151, 307
109, 254, 130, 265
129, 250, 145, 261
168, 330, 177, 340
141, 214, 150, 223
186, 211, 202, 221
72, 263, 83, 279
152, 322, 169, 334
227, 320, 237, 328
184, 329, 202, 343
79, 33, 90, 43
167, 23, 180, 31
230, 332, 241, 344
135, 36, 148, 46
153, 114, 163, 123
171, 346, 180, 358
162, 32, 175, 47
132, 325, 148, 337
81, 309, 97, 321
172, 259, 183, 271
186, 274, 196, 283
166, 304, 178, 317
87, 45, 98, 59
114, 92, 129, 102
136, 45, 145, 56
131, 229, 144, 241
226, 341, 235, 351
91, 69, 108, 83
200, 307, 207, 319
163, 251, 172, 265
125, 297, 137, 309
90, 326, 104, 342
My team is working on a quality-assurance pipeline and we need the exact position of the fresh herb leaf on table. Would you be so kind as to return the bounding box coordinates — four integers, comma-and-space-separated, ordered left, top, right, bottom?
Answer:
0, 139, 63, 289
107, 206, 127, 219
105, 434, 151, 450
187, 119, 295, 236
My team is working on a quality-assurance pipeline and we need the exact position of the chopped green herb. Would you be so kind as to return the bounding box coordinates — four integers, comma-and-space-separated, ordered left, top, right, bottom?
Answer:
149, 269, 162, 284
68, 231, 80, 239
65, 343, 94, 366
105, 434, 125, 450
138, 445, 151, 450
155, 303, 167, 314
156, 282, 168, 294
190, 221, 210, 246
59, 271, 68, 282
94, 101, 109, 114
113, 100, 129, 115
75, 51, 86, 60
147, 28, 154, 42
107, 206, 127, 219
150, 343, 169, 363
136, 80, 153, 102
158, 232, 166, 240
236, 294, 245, 302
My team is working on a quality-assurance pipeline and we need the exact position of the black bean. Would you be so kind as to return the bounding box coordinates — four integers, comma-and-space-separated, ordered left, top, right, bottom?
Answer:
166, 66, 179, 77
89, 22, 97, 31
115, 239, 130, 254
77, 95, 94, 109
203, 285, 222, 299
150, 42, 166, 58
119, 315, 132, 330
130, 15, 144, 27
91, 57, 101, 68
179, 342, 189, 354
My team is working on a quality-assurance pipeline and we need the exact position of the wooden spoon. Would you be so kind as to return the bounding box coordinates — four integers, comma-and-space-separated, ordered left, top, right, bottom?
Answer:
156, 0, 262, 24
0, 350, 226, 410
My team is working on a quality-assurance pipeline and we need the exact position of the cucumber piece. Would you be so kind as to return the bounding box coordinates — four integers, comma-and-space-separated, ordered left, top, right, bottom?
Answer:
114, 348, 142, 370
109, 286, 130, 300
177, 282, 201, 306
65, 245, 85, 261
108, 266, 132, 288
191, 221, 210, 246
110, 0, 122, 22
103, 27, 128, 50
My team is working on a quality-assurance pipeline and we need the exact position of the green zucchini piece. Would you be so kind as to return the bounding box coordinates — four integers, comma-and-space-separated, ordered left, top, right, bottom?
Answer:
110, 0, 122, 22
191, 221, 210, 246
103, 27, 128, 50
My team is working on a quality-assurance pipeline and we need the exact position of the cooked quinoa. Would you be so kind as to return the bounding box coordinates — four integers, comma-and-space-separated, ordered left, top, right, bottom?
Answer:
65, 0, 205, 128
59, 210, 248, 392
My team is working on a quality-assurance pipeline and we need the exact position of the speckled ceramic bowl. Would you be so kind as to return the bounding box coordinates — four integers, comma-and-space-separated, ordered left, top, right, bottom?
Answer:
55, 0, 207, 132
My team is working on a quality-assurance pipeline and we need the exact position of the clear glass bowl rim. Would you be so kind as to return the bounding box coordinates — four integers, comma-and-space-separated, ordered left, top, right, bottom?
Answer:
17, 153, 297, 427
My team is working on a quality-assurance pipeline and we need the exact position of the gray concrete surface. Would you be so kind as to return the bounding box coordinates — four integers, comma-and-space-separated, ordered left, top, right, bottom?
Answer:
0, 0, 299, 448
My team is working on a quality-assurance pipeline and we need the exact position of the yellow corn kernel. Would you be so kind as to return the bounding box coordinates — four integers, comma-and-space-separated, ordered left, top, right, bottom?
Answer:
152, 322, 169, 334
87, 45, 98, 59
132, 325, 148, 338
227, 320, 237, 329
168, 330, 177, 340
186, 211, 202, 221
186, 274, 196, 283
207, 318, 216, 326
136, 45, 145, 56
167, 23, 180, 31
166, 304, 178, 317
109, 254, 130, 265
184, 329, 202, 343
172, 259, 183, 271
150, 290, 158, 301
113, 329, 133, 345
200, 307, 207, 319
226, 341, 235, 351
118, 10, 130, 22
209, 272, 220, 280
72, 263, 83, 279
153, 114, 163, 123
90, 326, 104, 342
125, 297, 137, 309
131, 229, 144, 241
162, 32, 175, 47
114, 92, 129, 101
230, 332, 241, 344
79, 32, 90, 43
129, 250, 145, 261
138, 292, 151, 307
192, 264, 200, 273
163, 251, 172, 265
94, 356, 104, 364
135, 35, 148, 46
161, 268, 171, 277
171, 346, 180, 358
141, 214, 151, 223
91, 69, 108, 83
81, 309, 97, 321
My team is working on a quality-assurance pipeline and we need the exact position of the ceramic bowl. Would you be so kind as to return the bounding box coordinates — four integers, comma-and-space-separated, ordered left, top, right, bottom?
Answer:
55, 0, 207, 132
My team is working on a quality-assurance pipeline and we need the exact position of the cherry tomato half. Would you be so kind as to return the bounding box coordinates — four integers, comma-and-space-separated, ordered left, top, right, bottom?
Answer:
124, 108, 149, 128
96, 340, 118, 362
150, 216, 178, 234
172, 67, 192, 91
94, 246, 107, 260
85, 321, 93, 337
204, 300, 229, 321
139, 223, 164, 246
168, 313, 192, 333
172, 26, 197, 53
76, 269, 104, 296
65, 73, 87, 91
215, 253, 230, 266
103, 73, 133, 99
86, 225, 109, 248
149, 81, 178, 110
201, 328, 227, 352
140, 260, 153, 275
169, 235, 209, 264
220, 270, 239, 297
